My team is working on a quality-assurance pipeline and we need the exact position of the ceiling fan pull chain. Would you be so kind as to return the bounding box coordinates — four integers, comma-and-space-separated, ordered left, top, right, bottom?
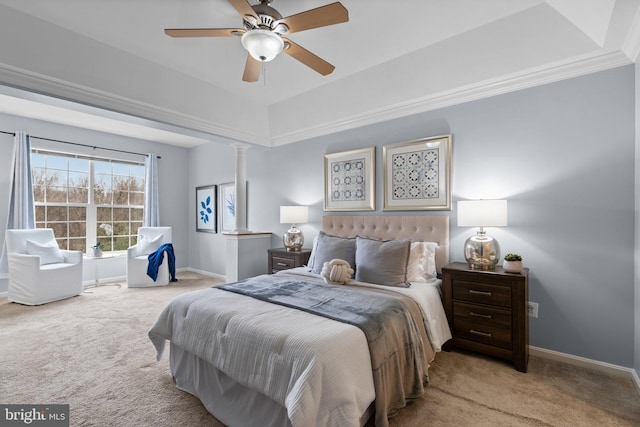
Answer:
263, 61, 266, 86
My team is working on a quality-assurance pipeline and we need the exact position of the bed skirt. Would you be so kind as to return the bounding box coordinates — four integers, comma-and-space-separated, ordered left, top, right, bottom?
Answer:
169, 343, 373, 427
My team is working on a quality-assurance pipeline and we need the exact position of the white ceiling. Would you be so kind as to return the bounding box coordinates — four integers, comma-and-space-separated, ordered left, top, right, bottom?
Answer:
0, 0, 638, 147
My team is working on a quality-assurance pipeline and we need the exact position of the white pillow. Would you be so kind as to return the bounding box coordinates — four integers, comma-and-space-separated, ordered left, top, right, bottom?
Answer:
26, 239, 64, 265
407, 242, 427, 282
424, 242, 438, 282
137, 234, 163, 255
407, 242, 438, 283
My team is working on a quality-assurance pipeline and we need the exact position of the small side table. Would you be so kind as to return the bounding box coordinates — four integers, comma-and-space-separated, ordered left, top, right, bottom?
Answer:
84, 254, 122, 292
268, 248, 311, 274
442, 262, 529, 372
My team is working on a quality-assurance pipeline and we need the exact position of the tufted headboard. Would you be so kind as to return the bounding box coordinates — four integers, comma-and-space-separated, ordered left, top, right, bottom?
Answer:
321, 215, 450, 273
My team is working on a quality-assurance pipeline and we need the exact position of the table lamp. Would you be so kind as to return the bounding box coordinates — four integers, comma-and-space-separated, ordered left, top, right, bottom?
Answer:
280, 206, 309, 251
457, 200, 507, 270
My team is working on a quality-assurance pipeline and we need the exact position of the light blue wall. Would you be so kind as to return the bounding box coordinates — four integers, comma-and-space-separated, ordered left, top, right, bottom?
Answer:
0, 113, 190, 290
0, 64, 635, 369
232, 65, 635, 367
635, 61, 640, 379
187, 140, 236, 276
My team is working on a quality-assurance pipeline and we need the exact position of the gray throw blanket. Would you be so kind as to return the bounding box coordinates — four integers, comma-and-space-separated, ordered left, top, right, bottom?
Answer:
218, 275, 431, 427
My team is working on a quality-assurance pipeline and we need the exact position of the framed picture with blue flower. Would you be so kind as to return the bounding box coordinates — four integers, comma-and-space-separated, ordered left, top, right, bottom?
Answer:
383, 134, 452, 211
218, 182, 235, 232
195, 185, 217, 233
323, 147, 375, 211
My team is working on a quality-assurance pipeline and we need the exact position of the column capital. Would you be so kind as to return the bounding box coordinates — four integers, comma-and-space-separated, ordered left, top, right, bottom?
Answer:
231, 142, 251, 152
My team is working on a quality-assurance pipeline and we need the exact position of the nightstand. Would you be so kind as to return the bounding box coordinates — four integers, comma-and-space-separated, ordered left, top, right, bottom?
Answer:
442, 262, 529, 372
268, 248, 311, 274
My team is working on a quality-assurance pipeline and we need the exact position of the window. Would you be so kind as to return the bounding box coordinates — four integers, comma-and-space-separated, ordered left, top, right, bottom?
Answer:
32, 151, 145, 253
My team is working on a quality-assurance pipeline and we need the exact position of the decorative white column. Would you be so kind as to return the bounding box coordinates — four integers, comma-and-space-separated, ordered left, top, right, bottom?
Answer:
232, 143, 250, 234
223, 143, 272, 282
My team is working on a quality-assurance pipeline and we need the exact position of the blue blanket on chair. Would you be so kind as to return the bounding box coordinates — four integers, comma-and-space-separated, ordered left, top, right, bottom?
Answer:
147, 243, 177, 282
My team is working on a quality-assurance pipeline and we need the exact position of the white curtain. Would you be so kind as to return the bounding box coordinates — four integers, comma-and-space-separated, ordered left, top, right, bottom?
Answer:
144, 153, 160, 227
0, 132, 35, 274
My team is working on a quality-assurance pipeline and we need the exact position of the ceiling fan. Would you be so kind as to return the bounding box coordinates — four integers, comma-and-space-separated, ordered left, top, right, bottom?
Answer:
165, 0, 349, 82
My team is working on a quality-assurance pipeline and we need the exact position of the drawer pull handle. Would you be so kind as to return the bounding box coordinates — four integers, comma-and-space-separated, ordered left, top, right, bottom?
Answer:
469, 290, 492, 297
470, 311, 492, 319
470, 329, 492, 338
276, 262, 288, 267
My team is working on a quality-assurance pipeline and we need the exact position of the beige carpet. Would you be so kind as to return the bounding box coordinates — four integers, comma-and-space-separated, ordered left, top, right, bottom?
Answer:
1, 272, 639, 427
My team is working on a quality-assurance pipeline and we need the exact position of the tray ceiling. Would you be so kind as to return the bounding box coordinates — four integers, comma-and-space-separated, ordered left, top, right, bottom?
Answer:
0, 0, 637, 147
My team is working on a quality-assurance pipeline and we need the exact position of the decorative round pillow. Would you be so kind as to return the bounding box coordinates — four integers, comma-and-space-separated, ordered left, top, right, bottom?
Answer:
321, 259, 354, 285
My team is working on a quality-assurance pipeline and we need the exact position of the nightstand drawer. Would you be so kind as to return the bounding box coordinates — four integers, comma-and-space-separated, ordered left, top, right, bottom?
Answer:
452, 280, 511, 308
453, 302, 511, 329
268, 248, 312, 275
272, 256, 295, 270
454, 319, 512, 349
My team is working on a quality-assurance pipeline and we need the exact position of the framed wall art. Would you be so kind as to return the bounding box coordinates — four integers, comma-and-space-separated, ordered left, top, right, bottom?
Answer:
218, 182, 248, 232
383, 135, 452, 211
324, 147, 375, 211
195, 185, 217, 233
218, 182, 236, 232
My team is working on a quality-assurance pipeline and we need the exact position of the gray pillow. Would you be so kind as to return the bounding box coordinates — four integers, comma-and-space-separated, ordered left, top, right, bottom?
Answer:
355, 236, 411, 287
310, 231, 356, 274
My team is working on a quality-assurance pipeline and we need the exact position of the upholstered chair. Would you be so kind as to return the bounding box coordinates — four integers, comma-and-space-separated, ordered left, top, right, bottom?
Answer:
5, 228, 83, 305
126, 227, 172, 287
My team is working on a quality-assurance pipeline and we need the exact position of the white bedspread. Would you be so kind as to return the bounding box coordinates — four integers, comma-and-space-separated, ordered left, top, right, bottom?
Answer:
149, 269, 451, 427
289, 268, 452, 352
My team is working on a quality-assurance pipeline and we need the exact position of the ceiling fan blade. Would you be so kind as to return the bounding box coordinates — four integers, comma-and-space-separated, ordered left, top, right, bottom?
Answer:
243, 54, 262, 82
228, 0, 262, 25
282, 38, 335, 76
275, 2, 348, 34
164, 28, 243, 38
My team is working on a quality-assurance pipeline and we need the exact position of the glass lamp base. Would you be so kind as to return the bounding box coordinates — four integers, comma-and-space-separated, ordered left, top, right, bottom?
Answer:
464, 231, 500, 271
283, 226, 303, 252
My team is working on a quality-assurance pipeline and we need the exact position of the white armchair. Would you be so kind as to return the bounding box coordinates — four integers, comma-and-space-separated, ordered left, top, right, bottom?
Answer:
126, 227, 172, 287
5, 228, 83, 305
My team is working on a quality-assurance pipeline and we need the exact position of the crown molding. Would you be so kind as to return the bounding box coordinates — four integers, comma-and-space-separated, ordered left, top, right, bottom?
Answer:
0, 49, 632, 150
0, 63, 271, 147
623, 7, 640, 61
269, 50, 632, 147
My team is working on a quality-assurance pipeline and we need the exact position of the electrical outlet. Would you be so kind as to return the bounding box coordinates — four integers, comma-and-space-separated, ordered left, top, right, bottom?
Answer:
528, 302, 539, 318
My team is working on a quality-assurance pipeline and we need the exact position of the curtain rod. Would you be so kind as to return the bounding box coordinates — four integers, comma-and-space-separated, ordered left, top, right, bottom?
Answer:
0, 130, 161, 159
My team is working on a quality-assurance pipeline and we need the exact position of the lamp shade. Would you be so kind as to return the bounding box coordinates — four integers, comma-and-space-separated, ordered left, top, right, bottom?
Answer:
457, 200, 508, 227
241, 29, 284, 62
280, 206, 309, 224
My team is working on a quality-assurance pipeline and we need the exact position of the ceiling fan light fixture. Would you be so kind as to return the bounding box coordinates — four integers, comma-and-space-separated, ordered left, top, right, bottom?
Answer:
241, 29, 284, 62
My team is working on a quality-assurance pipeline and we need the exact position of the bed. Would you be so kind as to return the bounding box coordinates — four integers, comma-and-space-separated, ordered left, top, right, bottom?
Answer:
149, 215, 452, 427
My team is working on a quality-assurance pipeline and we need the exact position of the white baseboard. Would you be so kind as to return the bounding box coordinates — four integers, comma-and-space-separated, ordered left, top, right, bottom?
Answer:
530, 346, 640, 394
182, 267, 226, 282
0, 269, 222, 294
79, 268, 221, 287
82, 275, 126, 287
